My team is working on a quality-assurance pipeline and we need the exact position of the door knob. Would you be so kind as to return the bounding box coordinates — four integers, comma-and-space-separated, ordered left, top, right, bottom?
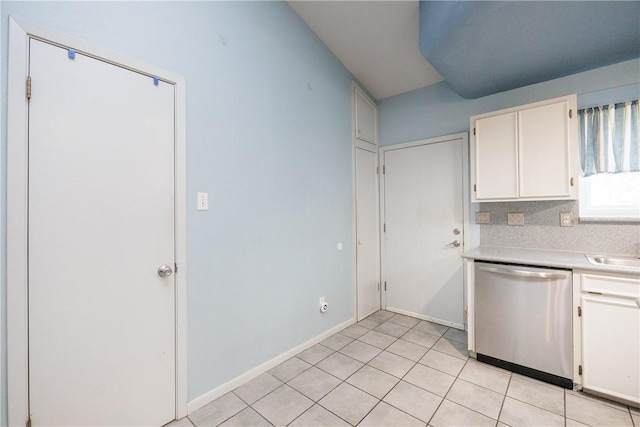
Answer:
157, 264, 173, 278
446, 240, 461, 248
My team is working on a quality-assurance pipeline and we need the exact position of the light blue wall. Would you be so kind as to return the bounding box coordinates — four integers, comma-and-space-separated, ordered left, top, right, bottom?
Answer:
379, 58, 640, 146
1, 1, 356, 404
0, 0, 4, 423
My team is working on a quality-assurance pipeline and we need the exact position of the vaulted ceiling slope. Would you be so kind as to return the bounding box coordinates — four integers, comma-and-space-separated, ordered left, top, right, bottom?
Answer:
419, 1, 640, 99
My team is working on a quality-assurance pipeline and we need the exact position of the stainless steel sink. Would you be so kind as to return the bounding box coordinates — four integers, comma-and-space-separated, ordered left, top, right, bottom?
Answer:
586, 255, 640, 269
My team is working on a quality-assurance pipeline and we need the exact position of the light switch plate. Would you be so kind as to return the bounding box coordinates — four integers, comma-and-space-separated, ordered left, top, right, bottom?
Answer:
560, 212, 573, 227
476, 212, 491, 224
507, 212, 524, 226
197, 192, 208, 211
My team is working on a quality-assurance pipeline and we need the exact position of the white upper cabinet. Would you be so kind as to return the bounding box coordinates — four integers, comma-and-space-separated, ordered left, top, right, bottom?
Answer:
354, 85, 378, 146
471, 95, 579, 202
474, 112, 518, 200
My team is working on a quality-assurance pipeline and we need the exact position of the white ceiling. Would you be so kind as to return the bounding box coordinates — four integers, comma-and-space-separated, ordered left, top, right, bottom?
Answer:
288, 0, 443, 101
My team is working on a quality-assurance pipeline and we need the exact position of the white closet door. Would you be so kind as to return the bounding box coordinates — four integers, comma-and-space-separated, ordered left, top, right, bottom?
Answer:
383, 139, 464, 326
356, 148, 380, 320
28, 39, 176, 426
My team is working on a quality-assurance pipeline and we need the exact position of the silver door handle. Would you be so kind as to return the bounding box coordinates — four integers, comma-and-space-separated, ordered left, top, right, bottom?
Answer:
157, 264, 173, 278
478, 266, 567, 280
446, 240, 460, 247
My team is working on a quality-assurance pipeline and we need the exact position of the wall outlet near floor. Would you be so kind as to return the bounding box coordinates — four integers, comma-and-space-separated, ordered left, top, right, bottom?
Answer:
507, 212, 525, 226
476, 211, 491, 224
319, 297, 328, 313
560, 212, 573, 227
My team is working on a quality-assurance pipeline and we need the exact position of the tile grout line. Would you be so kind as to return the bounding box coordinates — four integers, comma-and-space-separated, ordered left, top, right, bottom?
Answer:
564, 387, 567, 427
428, 346, 508, 426
332, 314, 453, 425
369, 319, 455, 425
356, 313, 486, 425
204, 313, 459, 426
350, 320, 434, 426
285, 341, 370, 426
495, 371, 513, 426
196, 310, 636, 427
423, 332, 458, 426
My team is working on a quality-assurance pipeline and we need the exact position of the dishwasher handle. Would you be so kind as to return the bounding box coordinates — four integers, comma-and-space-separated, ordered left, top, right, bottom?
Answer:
478, 265, 568, 280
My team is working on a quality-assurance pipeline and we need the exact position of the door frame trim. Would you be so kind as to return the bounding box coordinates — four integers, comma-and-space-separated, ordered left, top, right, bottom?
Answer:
378, 132, 471, 326
7, 17, 188, 425
351, 82, 381, 321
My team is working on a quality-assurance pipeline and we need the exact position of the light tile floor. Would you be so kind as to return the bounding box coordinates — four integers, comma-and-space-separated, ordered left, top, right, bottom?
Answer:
171, 310, 640, 427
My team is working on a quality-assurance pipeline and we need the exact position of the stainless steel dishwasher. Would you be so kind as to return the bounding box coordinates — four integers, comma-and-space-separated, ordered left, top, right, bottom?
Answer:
475, 262, 573, 388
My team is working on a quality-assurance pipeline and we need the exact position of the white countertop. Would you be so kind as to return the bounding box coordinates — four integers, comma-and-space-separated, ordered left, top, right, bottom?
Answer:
463, 246, 640, 276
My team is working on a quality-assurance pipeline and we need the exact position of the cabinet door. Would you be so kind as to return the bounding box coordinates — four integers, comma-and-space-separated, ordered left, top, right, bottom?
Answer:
581, 294, 640, 405
355, 89, 377, 145
518, 101, 572, 198
473, 112, 518, 200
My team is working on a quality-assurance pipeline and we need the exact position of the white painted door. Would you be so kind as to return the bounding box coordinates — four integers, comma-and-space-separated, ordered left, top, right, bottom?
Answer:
28, 39, 175, 426
383, 138, 464, 327
355, 148, 380, 320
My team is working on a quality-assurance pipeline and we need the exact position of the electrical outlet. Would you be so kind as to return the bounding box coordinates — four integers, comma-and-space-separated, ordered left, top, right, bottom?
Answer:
319, 297, 328, 313
476, 212, 491, 224
197, 192, 208, 211
507, 212, 525, 226
560, 212, 573, 227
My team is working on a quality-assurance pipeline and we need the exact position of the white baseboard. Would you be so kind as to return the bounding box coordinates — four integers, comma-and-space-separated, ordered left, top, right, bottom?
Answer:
385, 307, 465, 330
187, 317, 356, 414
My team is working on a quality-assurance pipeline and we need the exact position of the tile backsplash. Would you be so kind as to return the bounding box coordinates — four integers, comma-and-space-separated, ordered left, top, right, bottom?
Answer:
479, 200, 640, 256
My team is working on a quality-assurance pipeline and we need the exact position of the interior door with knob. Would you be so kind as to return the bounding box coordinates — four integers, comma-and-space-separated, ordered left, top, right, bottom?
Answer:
28, 39, 175, 425
355, 147, 380, 320
382, 137, 464, 327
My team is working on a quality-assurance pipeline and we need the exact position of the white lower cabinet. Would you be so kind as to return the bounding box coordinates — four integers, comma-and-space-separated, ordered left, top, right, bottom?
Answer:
575, 271, 640, 406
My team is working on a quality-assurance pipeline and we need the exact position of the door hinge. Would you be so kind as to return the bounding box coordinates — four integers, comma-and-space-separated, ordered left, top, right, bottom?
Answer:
569, 109, 573, 119
570, 177, 574, 187
384, 281, 387, 291
473, 127, 476, 136
174, 263, 178, 274
376, 166, 379, 175
474, 184, 477, 192
26, 416, 32, 427
578, 365, 582, 376
26, 76, 32, 100
383, 165, 385, 175
578, 306, 582, 317
383, 223, 386, 232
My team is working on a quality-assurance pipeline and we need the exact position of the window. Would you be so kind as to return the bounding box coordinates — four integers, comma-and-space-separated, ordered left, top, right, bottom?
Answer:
579, 172, 640, 221
578, 100, 639, 221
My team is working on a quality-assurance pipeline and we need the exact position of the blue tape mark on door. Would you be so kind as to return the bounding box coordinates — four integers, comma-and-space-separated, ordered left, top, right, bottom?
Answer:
153, 77, 159, 86
68, 49, 76, 59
